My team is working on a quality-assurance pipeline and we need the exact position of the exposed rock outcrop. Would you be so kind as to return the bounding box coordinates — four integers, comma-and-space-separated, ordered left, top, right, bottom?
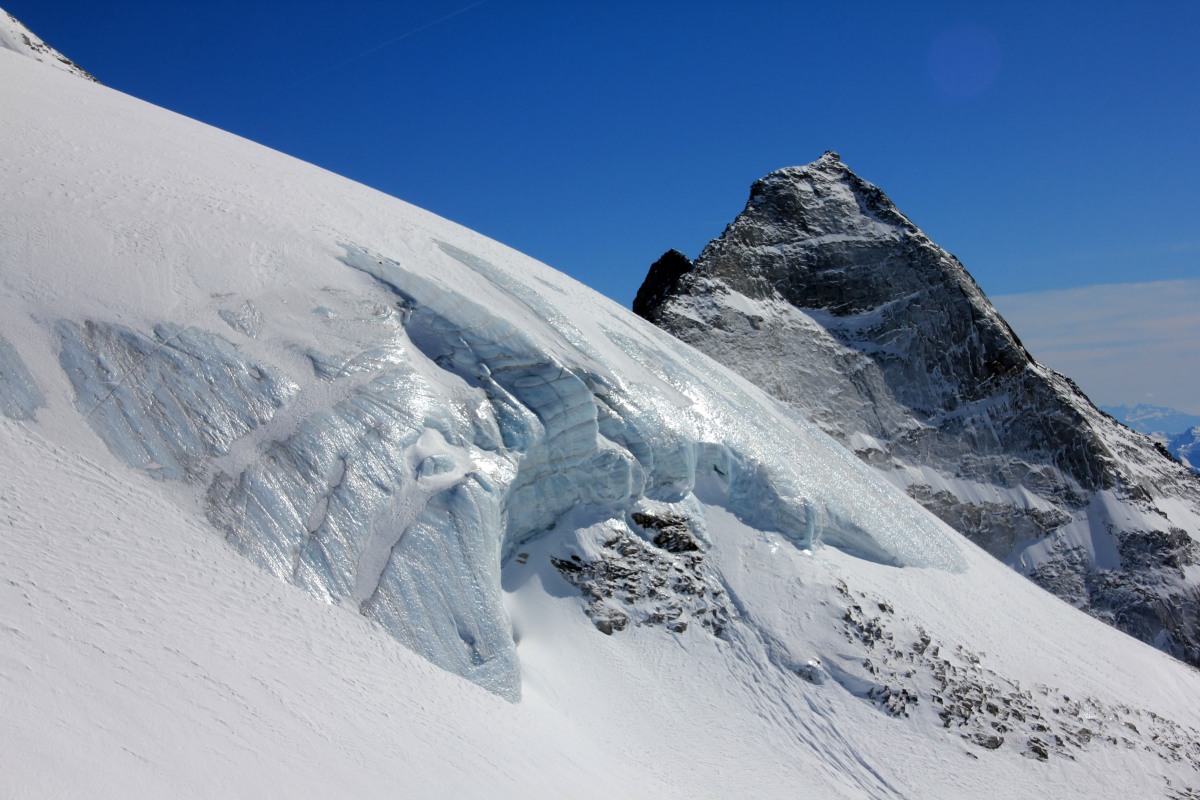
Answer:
637, 151, 1200, 663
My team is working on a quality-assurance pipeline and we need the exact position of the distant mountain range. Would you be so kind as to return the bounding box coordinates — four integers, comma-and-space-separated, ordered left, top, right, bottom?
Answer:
1169, 427, 1200, 474
1101, 403, 1200, 438
1101, 405, 1200, 472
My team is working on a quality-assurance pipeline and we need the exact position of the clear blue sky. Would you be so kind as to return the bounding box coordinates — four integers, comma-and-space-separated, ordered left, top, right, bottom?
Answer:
10, 0, 1198, 303
7, 1, 1200, 409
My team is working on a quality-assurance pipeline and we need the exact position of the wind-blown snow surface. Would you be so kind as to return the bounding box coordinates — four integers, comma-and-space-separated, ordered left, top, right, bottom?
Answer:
3, 43, 1200, 799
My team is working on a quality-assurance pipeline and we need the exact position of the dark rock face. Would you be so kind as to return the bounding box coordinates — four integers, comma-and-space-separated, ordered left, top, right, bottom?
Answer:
631, 510, 700, 553
550, 522, 733, 638
636, 151, 1200, 663
832, 577, 1200, 765
633, 250, 695, 320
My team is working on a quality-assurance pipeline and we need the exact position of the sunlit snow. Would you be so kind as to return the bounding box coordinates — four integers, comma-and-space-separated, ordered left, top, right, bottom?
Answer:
4, 30, 1200, 800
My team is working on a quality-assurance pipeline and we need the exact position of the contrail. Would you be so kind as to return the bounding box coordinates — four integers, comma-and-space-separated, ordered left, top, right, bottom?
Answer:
268, 0, 490, 96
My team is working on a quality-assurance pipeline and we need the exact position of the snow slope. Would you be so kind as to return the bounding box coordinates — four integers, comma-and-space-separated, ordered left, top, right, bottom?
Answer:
0, 8, 95, 81
4, 29, 1200, 799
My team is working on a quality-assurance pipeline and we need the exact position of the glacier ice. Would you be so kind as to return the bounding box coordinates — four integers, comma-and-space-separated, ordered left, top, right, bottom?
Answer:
218, 300, 264, 338
57, 320, 296, 481
342, 245, 966, 574
0, 333, 44, 421
206, 364, 522, 698
52, 243, 965, 699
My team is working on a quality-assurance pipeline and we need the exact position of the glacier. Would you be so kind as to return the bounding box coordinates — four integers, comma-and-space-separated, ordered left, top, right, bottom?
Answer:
7, 19, 1200, 798
45, 228, 968, 699
0, 333, 44, 420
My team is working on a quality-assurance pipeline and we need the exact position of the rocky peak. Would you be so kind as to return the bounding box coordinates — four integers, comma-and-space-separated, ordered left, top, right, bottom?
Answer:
735, 151, 917, 246
0, 8, 97, 82
632, 249, 694, 320
636, 153, 1200, 665
644, 153, 1033, 412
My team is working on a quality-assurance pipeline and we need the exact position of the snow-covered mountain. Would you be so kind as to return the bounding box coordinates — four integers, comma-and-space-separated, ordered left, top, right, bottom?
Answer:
1171, 427, 1200, 475
635, 152, 1200, 666
1103, 403, 1200, 440
5, 15, 1200, 799
0, 8, 95, 81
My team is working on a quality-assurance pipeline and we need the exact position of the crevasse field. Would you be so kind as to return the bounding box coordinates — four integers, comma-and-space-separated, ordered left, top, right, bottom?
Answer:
2, 37, 1200, 800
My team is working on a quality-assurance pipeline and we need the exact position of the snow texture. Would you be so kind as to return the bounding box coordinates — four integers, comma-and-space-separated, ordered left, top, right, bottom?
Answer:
5, 26, 1200, 799
0, 9, 95, 81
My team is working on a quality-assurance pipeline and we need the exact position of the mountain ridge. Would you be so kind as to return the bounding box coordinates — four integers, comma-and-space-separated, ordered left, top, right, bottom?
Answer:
7, 11, 1200, 797
0, 9, 95, 81
636, 152, 1200, 665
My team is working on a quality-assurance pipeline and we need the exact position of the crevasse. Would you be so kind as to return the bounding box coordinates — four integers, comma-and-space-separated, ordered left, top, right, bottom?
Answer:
55, 243, 964, 699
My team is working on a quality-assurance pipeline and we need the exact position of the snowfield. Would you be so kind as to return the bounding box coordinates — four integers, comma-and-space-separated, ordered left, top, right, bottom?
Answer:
3, 29, 1200, 799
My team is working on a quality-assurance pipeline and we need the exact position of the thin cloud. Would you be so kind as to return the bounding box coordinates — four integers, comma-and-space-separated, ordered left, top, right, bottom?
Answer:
993, 280, 1200, 414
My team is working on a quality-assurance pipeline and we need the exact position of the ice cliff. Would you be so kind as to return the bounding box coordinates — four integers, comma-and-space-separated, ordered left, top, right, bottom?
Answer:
0, 46, 969, 696
43, 240, 969, 699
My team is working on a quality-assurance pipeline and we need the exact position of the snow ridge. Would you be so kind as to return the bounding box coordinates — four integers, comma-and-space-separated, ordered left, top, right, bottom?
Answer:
0, 8, 96, 82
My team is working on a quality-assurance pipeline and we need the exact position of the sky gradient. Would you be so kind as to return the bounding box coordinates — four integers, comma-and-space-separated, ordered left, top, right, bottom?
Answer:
994, 281, 1200, 413
6, 0, 1199, 411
